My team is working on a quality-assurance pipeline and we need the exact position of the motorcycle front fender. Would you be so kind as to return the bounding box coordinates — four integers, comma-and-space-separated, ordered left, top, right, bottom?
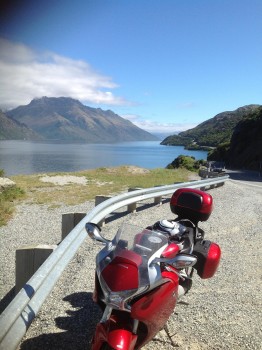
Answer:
108, 329, 137, 350
91, 322, 137, 350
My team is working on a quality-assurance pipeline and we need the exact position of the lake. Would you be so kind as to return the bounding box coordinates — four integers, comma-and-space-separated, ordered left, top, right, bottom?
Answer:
0, 140, 208, 176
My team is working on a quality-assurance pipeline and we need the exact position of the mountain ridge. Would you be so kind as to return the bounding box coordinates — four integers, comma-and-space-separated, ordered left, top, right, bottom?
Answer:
6, 97, 158, 143
161, 104, 261, 147
0, 110, 41, 140
160, 104, 262, 170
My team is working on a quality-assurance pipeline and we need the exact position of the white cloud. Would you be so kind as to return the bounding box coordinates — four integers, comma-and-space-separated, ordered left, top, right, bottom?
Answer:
123, 114, 197, 133
0, 38, 129, 109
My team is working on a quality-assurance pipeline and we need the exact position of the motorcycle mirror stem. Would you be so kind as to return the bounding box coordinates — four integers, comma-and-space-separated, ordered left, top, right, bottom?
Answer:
85, 222, 110, 245
152, 254, 197, 268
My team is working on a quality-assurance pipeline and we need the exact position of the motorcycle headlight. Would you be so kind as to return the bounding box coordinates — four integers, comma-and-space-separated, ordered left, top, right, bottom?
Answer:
102, 286, 136, 311
108, 291, 131, 310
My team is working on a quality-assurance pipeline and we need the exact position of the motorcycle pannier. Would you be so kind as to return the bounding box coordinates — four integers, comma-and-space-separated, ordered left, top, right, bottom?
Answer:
170, 188, 213, 223
193, 240, 221, 279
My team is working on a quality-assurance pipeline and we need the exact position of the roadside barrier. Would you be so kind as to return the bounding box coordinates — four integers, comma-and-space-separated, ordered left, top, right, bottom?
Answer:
0, 175, 229, 350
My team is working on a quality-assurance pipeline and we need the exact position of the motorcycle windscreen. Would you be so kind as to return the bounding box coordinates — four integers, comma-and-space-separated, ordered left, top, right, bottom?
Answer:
98, 224, 169, 293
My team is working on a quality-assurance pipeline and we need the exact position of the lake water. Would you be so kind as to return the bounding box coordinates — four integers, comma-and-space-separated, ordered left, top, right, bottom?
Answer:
0, 140, 208, 176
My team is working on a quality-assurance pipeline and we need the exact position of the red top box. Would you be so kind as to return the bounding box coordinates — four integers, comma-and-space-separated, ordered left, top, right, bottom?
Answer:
170, 188, 213, 223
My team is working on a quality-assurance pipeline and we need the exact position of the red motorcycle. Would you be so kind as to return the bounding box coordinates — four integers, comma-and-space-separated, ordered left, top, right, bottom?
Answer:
86, 188, 221, 350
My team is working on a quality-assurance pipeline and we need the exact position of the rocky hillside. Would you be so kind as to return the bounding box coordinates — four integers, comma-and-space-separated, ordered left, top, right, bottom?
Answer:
6, 97, 158, 142
206, 107, 262, 170
228, 106, 262, 169
0, 110, 41, 140
160, 104, 262, 170
161, 105, 261, 147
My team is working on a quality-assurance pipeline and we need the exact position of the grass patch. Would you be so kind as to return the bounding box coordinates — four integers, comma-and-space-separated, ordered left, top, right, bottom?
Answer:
0, 186, 25, 226
10, 166, 197, 208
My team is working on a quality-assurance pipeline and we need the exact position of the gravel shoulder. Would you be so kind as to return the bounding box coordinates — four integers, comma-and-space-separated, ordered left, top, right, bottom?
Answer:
1, 179, 262, 349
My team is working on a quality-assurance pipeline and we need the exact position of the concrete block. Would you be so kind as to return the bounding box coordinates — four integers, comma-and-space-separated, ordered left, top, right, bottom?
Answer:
154, 196, 162, 205
95, 196, 112, 226
153, 186, 163, 205
127, 188, 142, 213
127, 202, 137, 213
62, 212, 86, 240
15, 244, 57, 294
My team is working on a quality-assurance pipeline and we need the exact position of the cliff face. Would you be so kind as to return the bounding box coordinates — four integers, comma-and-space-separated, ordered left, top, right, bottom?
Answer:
7, 97, 158, 142
228, 107, 262, 170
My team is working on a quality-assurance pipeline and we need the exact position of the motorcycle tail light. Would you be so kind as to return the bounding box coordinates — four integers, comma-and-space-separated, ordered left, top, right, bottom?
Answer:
170, 188, 213, 223
193, 240, 221, 279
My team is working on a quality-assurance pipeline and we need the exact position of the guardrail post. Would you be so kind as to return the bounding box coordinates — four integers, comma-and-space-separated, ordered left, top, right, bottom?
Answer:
154, 195, 162, 205
62, 213, 86, 240
127, 188, 142, 213
15, 245, 57, 294
95, 196, 112, 226
154, 185, 164, 205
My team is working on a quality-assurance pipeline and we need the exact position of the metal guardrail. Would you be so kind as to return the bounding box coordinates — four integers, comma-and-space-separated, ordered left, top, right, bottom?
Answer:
0, 175, 229, 349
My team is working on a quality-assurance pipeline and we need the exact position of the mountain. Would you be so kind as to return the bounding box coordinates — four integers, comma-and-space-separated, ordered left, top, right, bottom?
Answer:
225, 106, 262, 170
7, 97, 157, 142
161, 105, 261, 147
151, 132, 176, 141
208, 106, 262, 170
0, 110, 41, 140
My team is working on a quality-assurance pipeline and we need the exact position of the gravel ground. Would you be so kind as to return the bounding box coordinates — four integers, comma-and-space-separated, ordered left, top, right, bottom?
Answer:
0, 179, 262, 350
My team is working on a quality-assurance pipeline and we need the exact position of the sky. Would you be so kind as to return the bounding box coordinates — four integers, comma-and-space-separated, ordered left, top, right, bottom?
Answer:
0, 0, 261, 134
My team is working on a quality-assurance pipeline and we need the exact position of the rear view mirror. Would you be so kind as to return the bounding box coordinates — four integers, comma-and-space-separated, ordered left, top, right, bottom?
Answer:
85, 222, 110, 245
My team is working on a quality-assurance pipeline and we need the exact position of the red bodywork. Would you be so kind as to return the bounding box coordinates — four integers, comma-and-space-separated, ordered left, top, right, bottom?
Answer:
91, 321, 138, 350
91, 188, 219, 349
201, 242, 221, 279
193, 240, 221, 279
91, 252, 179, 350
131, 271, 179, 349
102, 250, 142, 291
161, 242, 180, 258
170, 188, 213, 222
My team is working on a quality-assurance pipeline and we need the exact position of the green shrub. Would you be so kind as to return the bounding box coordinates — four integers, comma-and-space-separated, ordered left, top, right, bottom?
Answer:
166, 155, 207, 171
